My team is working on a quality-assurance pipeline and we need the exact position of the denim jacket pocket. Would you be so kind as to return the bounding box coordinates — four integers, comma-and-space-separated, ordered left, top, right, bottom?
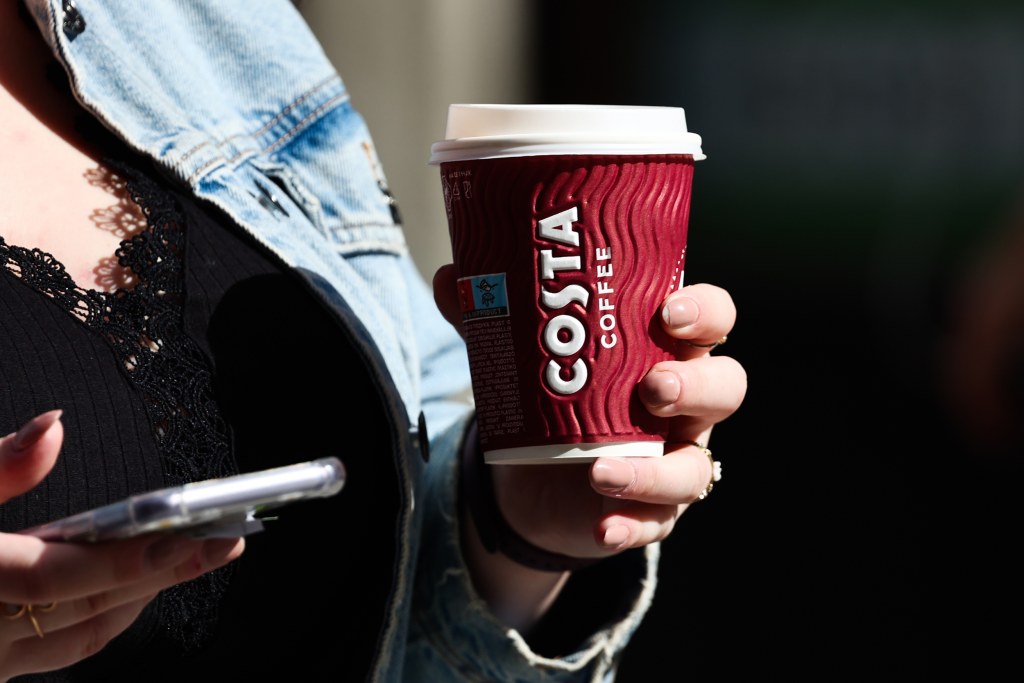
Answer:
258, 102, 408, 258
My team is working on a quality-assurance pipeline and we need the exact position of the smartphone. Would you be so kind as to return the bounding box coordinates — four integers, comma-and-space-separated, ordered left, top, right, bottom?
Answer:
20, 457, 346, 542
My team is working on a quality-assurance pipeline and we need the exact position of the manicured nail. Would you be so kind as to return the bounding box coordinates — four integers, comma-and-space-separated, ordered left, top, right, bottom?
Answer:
662, 296, 699, 330
601, 525, 631, 549
592, 459, 636, 494
638, 370, 681, 407
11, 410, 63, 452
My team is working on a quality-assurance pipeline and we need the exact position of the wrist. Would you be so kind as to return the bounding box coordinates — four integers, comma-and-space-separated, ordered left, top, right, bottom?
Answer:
458, 419, 602, 573
459, 507, 570, 630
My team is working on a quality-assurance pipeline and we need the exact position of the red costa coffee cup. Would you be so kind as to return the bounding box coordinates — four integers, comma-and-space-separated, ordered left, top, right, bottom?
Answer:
429, 104, 705, 464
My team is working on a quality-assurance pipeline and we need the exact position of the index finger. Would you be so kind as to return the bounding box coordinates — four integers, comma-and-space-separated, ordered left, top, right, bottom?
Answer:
0, 410, 64, 504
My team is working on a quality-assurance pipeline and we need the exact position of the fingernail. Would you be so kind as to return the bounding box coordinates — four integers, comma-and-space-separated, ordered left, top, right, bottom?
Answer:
601, 525, 631, 549
662, 296, 699, 330
11, 410, 63, 452
592, 459, 636, 494
145, 535, 195, 571
638, 370, 681, 407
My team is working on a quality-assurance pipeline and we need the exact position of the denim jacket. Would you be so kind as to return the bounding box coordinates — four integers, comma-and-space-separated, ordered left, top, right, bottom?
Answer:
22, 1, 658, 680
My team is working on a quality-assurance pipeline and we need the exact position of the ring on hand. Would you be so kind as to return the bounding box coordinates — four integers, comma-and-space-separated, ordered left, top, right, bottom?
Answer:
2, 601, 57, 638
683, 335, 727, 349
683, 440, 722, 501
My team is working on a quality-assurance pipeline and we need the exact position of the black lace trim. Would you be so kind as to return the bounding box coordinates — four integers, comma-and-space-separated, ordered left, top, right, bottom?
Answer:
0, 159, 236, 651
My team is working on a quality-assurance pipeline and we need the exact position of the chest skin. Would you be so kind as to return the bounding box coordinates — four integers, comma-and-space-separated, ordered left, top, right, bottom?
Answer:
0, 5, 141, 293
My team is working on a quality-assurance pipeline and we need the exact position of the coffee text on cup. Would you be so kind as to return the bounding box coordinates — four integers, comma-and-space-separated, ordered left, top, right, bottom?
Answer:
538, 205, 618, 396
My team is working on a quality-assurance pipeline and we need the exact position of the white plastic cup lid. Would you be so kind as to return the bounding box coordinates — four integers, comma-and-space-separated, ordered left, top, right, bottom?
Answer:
428, 103, 705, 165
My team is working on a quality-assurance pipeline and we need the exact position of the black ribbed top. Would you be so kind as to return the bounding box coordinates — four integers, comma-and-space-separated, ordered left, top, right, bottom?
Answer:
0, 158, 397, 682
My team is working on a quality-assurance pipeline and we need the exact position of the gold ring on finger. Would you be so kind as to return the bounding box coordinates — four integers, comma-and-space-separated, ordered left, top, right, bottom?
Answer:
1, 601, 58, 638
682, 440, 722, 500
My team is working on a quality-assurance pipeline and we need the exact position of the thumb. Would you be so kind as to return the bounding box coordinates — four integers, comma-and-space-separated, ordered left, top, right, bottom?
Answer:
0, 409, 64, 503
432, 264, 464, 336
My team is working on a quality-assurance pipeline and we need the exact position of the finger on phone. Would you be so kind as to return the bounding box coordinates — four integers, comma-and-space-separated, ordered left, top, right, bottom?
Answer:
3, 596, 153, 677
0, 410, 64, 504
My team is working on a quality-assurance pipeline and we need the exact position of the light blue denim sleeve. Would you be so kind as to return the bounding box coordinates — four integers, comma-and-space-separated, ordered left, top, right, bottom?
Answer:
405, 411, 661, 682
400, 255, 475, 440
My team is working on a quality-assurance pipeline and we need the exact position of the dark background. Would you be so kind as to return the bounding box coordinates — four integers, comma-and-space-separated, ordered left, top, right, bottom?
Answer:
534, 1, 1024, 680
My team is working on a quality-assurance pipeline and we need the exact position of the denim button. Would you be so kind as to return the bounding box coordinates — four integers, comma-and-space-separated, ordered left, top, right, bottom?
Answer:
411, 411, 429, 463
250, 179, 289, 219
62, 0, 85, 39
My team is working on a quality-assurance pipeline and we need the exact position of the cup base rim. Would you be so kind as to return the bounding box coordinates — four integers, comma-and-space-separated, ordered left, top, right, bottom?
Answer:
484, 441, 665, 465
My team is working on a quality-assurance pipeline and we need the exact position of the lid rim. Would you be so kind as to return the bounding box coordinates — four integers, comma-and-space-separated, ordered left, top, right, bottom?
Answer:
431, 103, 705, 164
428, 144, 707, 165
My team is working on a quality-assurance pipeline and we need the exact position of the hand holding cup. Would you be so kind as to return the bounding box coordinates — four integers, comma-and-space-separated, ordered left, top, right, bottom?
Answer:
434, 269, 746, 560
